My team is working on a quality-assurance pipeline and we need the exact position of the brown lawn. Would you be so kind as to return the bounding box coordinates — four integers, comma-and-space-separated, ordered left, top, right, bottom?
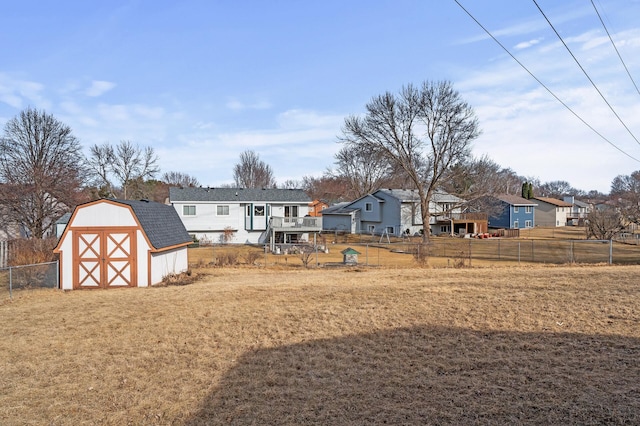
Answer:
1, 264, 639, 425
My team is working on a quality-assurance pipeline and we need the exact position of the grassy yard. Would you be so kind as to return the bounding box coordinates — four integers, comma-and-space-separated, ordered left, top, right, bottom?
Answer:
1, 265, 639, 424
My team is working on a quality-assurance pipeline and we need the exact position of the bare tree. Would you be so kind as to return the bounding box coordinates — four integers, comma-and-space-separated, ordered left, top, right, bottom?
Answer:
332, 143, 392, 197
86, 140, 159, 199
340, 81, 481, 240
610, 170, 640, 224
442, 155, 521, 198
301, 175, 351, 204
161, 171, 200, 188
232, 150, 276, 188
0, 107, 86, 239
586, 206, 624, 240
279, 179, 302, 189
538, 180, 577, 199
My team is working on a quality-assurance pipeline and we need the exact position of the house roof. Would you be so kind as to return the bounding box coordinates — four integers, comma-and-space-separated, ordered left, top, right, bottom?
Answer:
573, 199, 590, 208
321, 202, 358, 215
533, 197, 573, 207
55, 212, 71, 225
494, 194, 538, 206
109, 199, 192, 249
169, 186, 311, 203
376, 189, 464, 203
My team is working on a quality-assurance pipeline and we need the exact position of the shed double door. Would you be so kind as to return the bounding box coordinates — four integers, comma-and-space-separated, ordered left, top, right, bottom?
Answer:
73, 228, 137, 289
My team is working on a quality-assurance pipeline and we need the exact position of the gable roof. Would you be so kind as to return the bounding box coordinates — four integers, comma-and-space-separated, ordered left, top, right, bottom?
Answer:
375, 189, 464, 204
494, 194, 538, 206
533, 197, 573, 207
114, 199, 192, 249
169, 186, 311, 203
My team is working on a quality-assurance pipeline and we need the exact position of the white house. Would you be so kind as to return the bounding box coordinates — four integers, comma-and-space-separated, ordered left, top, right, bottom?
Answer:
322, 189, 487, 237
54, 199, 192, 290
564, 196, 591, 226
168, 187, 322, 246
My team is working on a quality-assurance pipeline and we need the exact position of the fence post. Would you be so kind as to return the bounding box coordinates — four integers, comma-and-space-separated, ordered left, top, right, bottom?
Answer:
56, 260, 60, 289
609, 239, 613, 265
531, 240, 534, 263
570, 241, 574, 263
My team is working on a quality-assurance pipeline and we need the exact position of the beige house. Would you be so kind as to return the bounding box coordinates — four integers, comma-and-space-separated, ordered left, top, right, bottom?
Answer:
533, 197, 574, 227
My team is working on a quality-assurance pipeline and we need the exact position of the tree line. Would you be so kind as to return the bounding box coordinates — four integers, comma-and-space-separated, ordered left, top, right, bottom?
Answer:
0, 80, 636, 242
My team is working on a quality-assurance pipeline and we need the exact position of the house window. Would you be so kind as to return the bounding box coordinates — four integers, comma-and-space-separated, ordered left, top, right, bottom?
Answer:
254, 206, 265, 216
284, 205, 299, 218
525, 220, 532, 228
217, 205, 229, 216
367, 225, 375, 234
386, 226, 395, 235
525, 206, 532, 213
183, 205, 196, 216
513, 220, 519, 229
365, 202, 373, 212
513, 206, 519, 213
440, 225, 450, 233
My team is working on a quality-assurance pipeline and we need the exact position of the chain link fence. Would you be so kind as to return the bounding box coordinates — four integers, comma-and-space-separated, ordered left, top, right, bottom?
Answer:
0, 261, 59, 300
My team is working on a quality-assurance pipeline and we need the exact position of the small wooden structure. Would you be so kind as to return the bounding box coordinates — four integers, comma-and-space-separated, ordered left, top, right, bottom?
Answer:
54, 199, 192, 290
341, 247, 361, 265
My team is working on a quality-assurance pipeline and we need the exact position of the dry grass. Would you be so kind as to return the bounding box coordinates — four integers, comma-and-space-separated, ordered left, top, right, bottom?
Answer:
1, 265, 639, 425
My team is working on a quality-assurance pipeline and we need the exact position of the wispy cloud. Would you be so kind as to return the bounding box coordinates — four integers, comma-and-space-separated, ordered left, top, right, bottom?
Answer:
226, 97, 272, 111
514, 38, 542, 50
85, 80, 116, 97
0, 74, 49, 110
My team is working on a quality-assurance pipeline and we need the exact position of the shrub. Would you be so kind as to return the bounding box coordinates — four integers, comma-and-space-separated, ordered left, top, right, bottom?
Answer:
9, 238, 57, 266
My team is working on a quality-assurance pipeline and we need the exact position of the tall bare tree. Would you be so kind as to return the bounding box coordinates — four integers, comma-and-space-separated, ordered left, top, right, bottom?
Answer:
340, 81, 481, 240
232, 150, 276, 188
0, 107, 86, 239
86, 140, 159, 199
161, 171, 200, 188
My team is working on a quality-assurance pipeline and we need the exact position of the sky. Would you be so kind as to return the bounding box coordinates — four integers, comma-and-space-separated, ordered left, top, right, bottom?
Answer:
2, 0, 640, 194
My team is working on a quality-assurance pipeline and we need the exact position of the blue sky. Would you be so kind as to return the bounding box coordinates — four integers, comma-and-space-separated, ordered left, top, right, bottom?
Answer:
2, 0, 640, 193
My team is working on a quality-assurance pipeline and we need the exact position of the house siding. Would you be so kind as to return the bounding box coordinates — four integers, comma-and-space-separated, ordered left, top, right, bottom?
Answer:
169, 187, 312, 244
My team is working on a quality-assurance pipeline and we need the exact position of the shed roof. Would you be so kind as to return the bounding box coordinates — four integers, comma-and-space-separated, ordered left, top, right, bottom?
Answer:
169, 186, 311, 203
341, 247, 361, 255
113, 199, 192, 249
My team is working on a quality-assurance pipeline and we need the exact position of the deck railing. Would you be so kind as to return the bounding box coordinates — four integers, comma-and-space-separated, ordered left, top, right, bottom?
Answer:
270, 216, 323, 230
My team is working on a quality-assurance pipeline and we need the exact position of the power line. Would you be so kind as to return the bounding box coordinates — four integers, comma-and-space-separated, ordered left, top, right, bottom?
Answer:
590, 0, 640, 97
532, 0, 640, 146
452, 0, 640, 163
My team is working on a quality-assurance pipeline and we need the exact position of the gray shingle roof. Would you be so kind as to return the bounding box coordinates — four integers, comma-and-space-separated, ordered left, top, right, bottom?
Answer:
112, 199, 192, 250
169, 186, 311, 203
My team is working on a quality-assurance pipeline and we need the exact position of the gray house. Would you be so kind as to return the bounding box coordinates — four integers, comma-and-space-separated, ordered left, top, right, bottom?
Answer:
322, 189, 487, 237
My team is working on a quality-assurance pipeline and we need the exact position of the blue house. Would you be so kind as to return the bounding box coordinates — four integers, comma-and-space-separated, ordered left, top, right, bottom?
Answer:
322, 189, 487, 236
488, 194, 537, 229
